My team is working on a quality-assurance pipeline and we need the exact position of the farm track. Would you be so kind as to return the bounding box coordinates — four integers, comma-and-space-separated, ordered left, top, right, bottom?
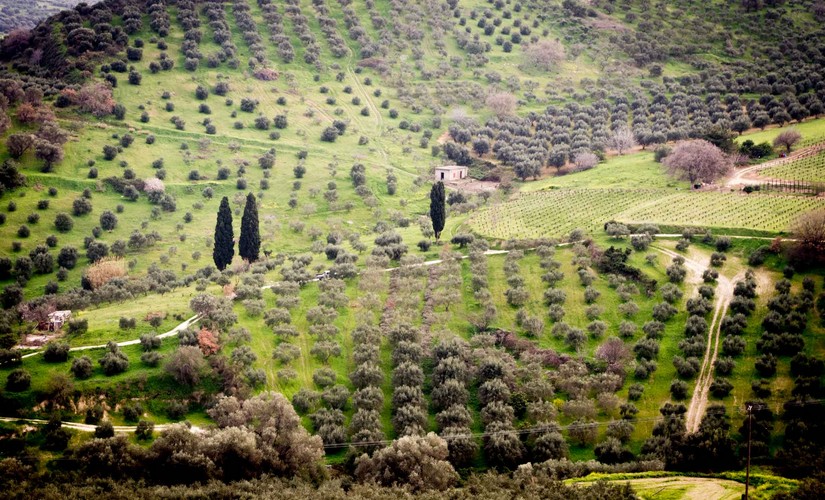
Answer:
571, 476, 744, 500
653, 246, 738, 434
0, 416, 203, 434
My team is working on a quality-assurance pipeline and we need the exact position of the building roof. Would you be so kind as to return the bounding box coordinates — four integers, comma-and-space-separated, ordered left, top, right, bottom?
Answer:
435, 165, 467, 171
48, 310, 72, 319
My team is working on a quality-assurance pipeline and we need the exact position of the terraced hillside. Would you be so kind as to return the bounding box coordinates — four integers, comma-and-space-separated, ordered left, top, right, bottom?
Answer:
0, 0, 824, 496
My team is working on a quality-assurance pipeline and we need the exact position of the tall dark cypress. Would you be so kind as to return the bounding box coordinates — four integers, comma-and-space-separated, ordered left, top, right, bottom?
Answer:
239, 192, 260, 262
212, 196, 234, 271
429, 181, 446, 241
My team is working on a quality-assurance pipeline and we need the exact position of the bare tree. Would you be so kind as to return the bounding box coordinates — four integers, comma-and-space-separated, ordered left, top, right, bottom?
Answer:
523, 40, 565, 71
608, 126, 636, 155
573, 151, 599, 171
595, 337, 631, 366
791, 209, 825, 255
485, 92, 517, 118
663, 139, 731, 184
773, 128, 802, 154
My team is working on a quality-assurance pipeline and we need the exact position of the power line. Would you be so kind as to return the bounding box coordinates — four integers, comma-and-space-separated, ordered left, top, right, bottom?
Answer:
321, 416, 668, 450
326, 397, 825, 450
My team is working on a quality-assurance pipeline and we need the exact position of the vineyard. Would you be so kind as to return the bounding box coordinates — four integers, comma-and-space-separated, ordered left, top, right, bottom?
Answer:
760, 149, 825, 183
469, 189, 825, 239
466, 189, 665, 239
614, 191, 825, 233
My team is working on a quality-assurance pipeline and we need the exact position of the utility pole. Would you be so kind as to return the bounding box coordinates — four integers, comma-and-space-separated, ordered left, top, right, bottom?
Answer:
744, 403, 753, 500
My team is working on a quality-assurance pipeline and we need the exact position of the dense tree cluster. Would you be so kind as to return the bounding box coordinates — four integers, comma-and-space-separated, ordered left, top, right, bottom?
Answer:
309, 0, 349, 58
259, 0, 294, 63
432, 337, 477, 466
348, 322, 386, 454
284, 0, 321, 67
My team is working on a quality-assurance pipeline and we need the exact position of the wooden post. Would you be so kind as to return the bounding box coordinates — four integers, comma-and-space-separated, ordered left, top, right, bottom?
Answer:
745, 403, 753, 500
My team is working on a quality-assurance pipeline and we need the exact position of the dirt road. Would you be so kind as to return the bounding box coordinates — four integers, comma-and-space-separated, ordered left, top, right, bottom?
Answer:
652, 247, 738, 433
572, 476, 744, 500
0, 416, 201, 434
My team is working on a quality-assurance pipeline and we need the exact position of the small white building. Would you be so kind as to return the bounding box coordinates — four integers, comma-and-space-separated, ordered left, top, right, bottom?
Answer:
45, 310, 72, 332
434, 165, 468, 181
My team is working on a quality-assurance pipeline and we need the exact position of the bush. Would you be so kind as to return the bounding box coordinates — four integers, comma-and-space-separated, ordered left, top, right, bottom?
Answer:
72, 198, 92, 216
709, 378, 733, 398
321, 127, 338, 142
122, 403, 143, 422
748, 246, 770, 266
99, 342, 129, 375
755, 354, 777, 376
43, 342, 70, 362
66, 317, 87, 334
135, 420, 154, 440
141, 351, 162, 366
94, 421, 115, 438
670, 380, 688, 400
71, 356, 94, 379
714, 356, 735, 376
6, 369, 31, 391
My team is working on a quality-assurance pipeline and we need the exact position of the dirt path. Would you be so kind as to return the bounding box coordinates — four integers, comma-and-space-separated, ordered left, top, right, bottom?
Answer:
19, 315, 201, 359
572, 476, 744, 500
725, 141, 825, 187
684, 270, 740, 434
651, 246, 740, 433
0, 416, 203, 434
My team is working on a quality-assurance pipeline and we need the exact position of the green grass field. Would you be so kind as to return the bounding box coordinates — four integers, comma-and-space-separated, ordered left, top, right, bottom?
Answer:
736, 118, 825, 149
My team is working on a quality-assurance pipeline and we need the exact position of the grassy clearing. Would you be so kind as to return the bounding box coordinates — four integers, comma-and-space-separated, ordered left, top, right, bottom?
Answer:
736, 117, 825, 148
521, 151, 689, 192
568, 470, 798, 499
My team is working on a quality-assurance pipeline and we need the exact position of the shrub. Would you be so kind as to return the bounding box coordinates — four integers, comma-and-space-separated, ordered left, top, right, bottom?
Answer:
66, 318, 88, 335
141, 351, 162, 366
94, 421, 115, 438
99, 342, 129, 375
72, 198, 92, 216
85, 257, 127, 289
6, 369, 31, 391
135, 420, 154, 440
709, 378, 733, 398
71, 356, 94, 378
670, 380, 688, 400
43, 342, 70, 362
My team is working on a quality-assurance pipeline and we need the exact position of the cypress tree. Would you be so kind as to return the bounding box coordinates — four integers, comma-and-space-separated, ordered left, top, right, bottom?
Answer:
239, 192, 260, 262
212, 196, 234, 270
429, 181, 446, 241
